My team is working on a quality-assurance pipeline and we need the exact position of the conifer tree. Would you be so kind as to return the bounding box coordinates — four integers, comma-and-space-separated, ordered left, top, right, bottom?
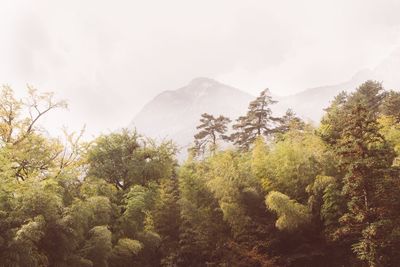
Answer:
230, 89, 279, 150
381, 90, 400, 122
279, 109, 304, 131
192, 113, 231, 155
321, 81, 400, 266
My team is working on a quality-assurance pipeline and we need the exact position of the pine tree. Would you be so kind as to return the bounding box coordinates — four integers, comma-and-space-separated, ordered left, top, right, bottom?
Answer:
230, 89, 279, 150
381, 90, 400, 122
336, 103, 397, 266
275, 109, 304, 141
192, 113, 231, 156
322, 81, 400, 266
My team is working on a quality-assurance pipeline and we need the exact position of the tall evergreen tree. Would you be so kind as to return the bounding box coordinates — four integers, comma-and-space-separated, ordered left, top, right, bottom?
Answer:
321, 81, 400, 266
230, 89, 279, 150
381, 90, 400, 122
275, 109, 305, 141
192, 113, 231, 156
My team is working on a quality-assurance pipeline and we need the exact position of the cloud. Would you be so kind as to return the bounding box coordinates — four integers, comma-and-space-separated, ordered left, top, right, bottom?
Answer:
0, 0, 399, 136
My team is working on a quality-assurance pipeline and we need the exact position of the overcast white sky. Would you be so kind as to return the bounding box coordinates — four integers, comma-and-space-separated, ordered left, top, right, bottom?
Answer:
1, 0, 400, 137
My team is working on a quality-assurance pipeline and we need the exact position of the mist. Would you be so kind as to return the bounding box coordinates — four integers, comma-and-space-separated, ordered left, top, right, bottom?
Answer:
1, 0, 400, 136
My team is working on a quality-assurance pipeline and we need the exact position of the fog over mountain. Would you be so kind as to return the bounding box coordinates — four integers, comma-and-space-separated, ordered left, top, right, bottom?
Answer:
130, 76, 349, 153
2, 1, 400, 138
131, 78, 253, 152
131, 49, 400, 153
273, 69, 374, 122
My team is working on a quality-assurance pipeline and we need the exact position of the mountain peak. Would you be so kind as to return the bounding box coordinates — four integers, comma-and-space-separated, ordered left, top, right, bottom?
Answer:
351, 68, 374, 83
188, 77, 219, 86
180, 77, 226, 98
130, 78, 254, 160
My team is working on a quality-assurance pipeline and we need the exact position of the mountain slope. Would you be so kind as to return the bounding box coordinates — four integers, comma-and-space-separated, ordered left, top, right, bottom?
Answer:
274, 69, 374, 122
275, 46, 400, 122
130, 47, 400, 154
130, 73, 385, 154
130, 77, 254, 152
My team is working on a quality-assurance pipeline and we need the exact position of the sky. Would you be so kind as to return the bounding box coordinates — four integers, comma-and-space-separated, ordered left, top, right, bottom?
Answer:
0, 0, 400, 137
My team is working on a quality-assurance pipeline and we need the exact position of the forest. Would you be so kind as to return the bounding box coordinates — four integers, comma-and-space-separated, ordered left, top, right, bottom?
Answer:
0, 80, 400, 267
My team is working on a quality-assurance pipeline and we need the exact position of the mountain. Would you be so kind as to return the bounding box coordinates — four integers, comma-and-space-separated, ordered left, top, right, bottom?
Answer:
372, 47, 400, 90
130, 73, 390, 155
130, 77, 253, 153
130, 48, 400, 155
274, 47, 400, 122
273, 69, 374, 122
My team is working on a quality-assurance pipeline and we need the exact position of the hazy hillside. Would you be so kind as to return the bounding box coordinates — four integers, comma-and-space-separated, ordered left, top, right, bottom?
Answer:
131, 49, 400, 153
279, 48, 400, 122
130, 75, 374, 152
130, 77, 253, 152
274, 69, 374, 122
373, 47, 400, 90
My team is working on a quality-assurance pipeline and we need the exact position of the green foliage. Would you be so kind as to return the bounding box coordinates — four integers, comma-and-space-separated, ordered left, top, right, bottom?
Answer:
321, 81, 400, 266
379, 115, 400, 166
250, 136, 269, 180
266, 191, 311, 231
262, 126, 333, 201
177, 159, 229, 266
307, 176, 344, 230
109, 238, 143, 267
1, 83, 400, 267
153, 178, 181, 266
81, 226, 112, 267
381, 90, 400, 122
206, 152, 251, 232
275, 109, 305, 139
230, 89, 279, 150
87, 129, 176, 190
192, 113, 231, 156
119, 184, 157, 237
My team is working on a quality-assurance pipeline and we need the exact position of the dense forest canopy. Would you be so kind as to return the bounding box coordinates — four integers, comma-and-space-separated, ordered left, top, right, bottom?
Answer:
0, 81, 400, 267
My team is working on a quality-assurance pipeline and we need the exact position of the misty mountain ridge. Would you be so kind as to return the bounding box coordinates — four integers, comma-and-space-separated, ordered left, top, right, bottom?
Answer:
131, 77, 253, 152
273, 69, 375, 122
131, 49, 400, 154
